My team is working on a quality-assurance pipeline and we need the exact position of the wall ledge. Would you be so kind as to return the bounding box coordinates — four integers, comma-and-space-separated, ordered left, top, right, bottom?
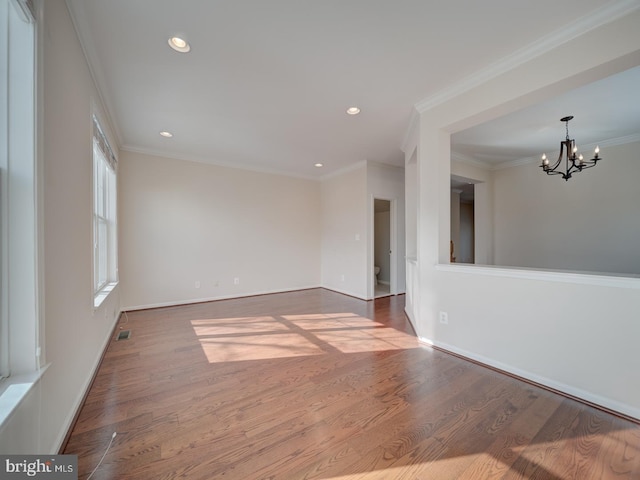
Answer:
436, 263, 640, 289
0, 364, 50, 430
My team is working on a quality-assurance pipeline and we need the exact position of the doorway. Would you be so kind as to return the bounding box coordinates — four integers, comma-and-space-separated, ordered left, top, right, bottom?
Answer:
373, 198, 393, 298
450, 175, 475, 264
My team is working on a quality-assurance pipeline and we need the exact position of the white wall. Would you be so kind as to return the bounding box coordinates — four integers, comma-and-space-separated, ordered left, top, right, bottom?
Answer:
411, 10, 640, 419
405, 150, 418, 259
320, 164, 368, 298
320, 161, 405, 300
492, 141, 640, 275
0, 0, 121, 453
119, 151, 321, 309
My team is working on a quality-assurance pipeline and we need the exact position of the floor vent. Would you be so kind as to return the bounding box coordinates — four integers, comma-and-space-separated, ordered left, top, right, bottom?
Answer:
116, 330, 131, 341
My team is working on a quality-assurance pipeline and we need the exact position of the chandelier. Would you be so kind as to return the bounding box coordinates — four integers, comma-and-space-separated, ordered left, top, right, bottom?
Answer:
540, 116, 601, 181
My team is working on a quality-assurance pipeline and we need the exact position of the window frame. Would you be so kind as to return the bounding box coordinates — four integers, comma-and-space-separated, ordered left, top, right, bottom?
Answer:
91, 115, 117, 307
0, 0, 43, 428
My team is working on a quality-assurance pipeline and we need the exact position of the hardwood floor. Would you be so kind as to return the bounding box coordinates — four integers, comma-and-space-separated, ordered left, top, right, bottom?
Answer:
63, 288, 640, 479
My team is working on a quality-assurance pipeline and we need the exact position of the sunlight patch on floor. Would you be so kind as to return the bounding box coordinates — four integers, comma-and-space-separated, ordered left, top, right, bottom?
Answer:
286, 314, 385, 331
191, 316, 289, 336
197, 333, 325, 362
315, 328, 418, 353
191, 313, 418, 363
282, 312, 360, 320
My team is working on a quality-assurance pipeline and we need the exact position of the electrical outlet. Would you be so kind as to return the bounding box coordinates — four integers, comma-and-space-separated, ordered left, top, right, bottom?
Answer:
234, 277, 240, 285
439, 311, 449, 324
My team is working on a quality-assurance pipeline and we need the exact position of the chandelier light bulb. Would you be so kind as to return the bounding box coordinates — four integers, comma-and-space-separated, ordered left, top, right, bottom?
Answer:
595, 145, 600, 154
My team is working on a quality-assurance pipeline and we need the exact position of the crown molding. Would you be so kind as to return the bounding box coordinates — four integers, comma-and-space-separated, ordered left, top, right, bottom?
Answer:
400, 107, 419, 154
415, 0, 640, 114
491, 156, 539, 171
120, 145, 321, 181
65, 0, 123, 148
596, 132, 640, 149
450, 151, 491, 170
491, 132, 640, 171
319, 160, 367, 181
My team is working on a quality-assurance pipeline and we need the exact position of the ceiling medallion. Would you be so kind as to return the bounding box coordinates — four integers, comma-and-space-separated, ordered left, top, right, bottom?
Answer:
540, 116, 601, 181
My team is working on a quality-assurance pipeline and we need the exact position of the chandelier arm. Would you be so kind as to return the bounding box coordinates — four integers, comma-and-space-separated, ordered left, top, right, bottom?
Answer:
545, 141, 565, 173
578, 160, 598, 169
539, 116, 601, 181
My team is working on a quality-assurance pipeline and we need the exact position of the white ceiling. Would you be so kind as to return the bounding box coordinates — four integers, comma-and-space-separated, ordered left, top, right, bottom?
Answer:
65, 0, 639, 178
452, 65, 640, 167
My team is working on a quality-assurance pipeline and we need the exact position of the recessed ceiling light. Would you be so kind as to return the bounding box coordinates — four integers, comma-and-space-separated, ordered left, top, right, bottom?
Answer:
160, 131, 173, 138
168, 36, 191, 53
314, 163, 323, 168
346, 106, 361, 115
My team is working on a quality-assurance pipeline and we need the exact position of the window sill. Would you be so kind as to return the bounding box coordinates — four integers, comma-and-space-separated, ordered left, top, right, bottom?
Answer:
0, 364, 50, 429
94, 281, 118, 309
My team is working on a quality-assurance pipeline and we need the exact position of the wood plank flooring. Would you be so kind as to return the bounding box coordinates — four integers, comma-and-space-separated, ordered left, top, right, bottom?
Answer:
63, 288, 640, 479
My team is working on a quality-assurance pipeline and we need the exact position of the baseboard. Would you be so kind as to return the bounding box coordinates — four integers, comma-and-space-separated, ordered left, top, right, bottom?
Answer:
123, 285, 322, 311
404, 306, 418, 334
419, 337, 640, 423
320, 286, 368, 301
55, 311, 121, 453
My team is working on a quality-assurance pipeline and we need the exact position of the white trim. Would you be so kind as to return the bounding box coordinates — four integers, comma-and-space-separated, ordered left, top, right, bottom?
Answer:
490, 156, 537, 171
435, 263, 640, 289
451, 152, 491, 170
0, 363, 49, 429
51, 311, 119, 452
370, 195, 397, 299
120, 145, 321, 182
404, 307, 418, 333
319, 159, 367, 181
596, 132, 640, 149
93, 281, 118, 309
489, 132, 640, 171
400, 107, 419, 154
320, 286, 368, 301
64, 0, 123, 147
10, 0, 35, 23
418, 337, 640, 421
415, 0, 640, 114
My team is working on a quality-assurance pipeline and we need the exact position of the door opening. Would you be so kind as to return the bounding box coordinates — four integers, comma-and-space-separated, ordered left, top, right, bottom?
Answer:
373, 198, 392, 298
450, 175, 475, 264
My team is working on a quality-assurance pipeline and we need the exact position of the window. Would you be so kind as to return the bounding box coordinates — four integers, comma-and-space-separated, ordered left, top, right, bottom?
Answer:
92, 116, 117, 306
0, 0, 39, 406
